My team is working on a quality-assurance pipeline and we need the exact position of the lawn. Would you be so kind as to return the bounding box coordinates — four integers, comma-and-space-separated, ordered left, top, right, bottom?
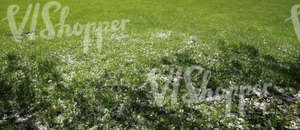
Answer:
0, 0, 299, 129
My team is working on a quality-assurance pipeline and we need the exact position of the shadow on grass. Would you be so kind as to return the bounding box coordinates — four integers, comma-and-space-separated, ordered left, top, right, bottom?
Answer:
149, 41, 300, 129
0, 52, 203, 129
216, 40, 300, 99
1, 41, 299, 129
0, 52, 64, 129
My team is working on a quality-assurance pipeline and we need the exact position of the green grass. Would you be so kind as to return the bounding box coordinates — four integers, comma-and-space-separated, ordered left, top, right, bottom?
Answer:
0, 0, 299, 129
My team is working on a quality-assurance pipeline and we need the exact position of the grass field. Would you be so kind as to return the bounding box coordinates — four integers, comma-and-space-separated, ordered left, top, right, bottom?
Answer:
0, 0, 299, 129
